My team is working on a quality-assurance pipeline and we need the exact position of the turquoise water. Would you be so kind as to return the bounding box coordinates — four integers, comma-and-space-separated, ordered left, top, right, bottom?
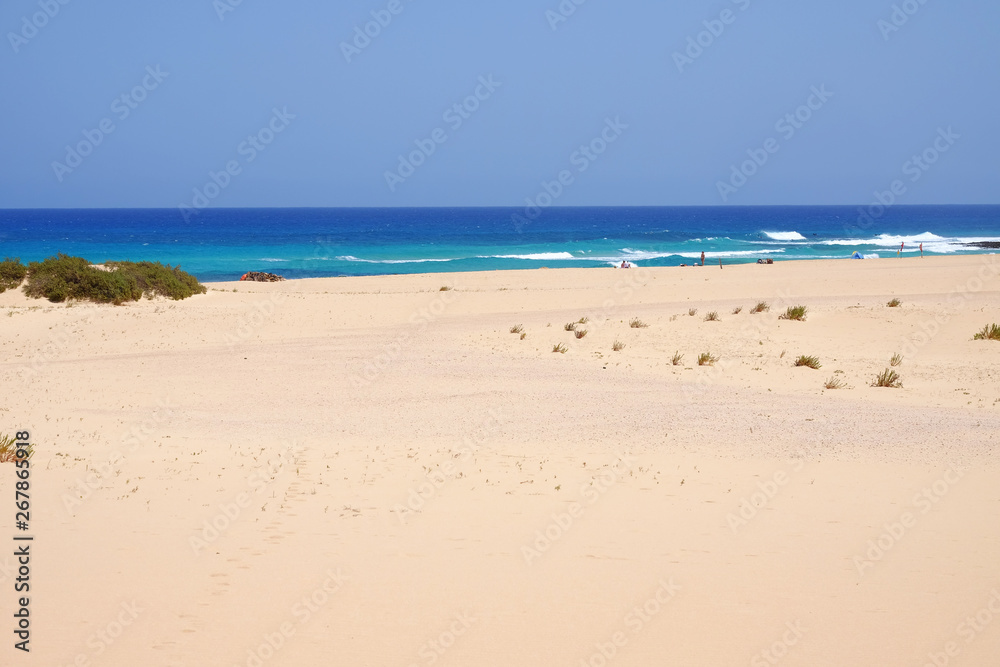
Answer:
1, 206, 998, 281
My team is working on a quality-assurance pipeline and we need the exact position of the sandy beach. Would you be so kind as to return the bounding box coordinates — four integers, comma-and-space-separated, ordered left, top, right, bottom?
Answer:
2, 255, 1000, 666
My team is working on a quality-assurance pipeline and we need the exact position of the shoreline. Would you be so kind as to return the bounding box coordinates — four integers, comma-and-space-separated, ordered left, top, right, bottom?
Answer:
3, 251, 1000, 664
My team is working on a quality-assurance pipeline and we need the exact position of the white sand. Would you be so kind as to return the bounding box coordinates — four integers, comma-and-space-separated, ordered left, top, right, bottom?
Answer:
1, 255, 999, 665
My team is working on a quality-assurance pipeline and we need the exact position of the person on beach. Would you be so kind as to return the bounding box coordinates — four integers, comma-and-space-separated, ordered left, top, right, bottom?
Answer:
700, 251, 705, 266
920, 242, 923, 257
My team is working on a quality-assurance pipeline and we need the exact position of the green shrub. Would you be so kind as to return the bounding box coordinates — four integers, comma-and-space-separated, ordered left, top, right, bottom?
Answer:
0, 258, 27, 293
750, 301, 769, 314
23, 255, 205, 304
887, 298, 902, 308
105, 261, 207, 300
697, 352, 718, 366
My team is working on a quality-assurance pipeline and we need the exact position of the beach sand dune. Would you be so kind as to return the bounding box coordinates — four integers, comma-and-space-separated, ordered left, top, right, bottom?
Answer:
1, 256, 999, 665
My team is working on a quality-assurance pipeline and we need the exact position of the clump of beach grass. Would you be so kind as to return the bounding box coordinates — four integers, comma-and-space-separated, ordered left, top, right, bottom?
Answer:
688, 308, 698, 317
732, 306, 743, 315
872, 368, 902, 388
697, 352, 718, 366
0, 434, 33, 464
564, 322, 577, 332
577, 317, 589, 324
439, 285, 452, 291
0, 257, 27, 293
671, 351, 684, 366
520, 333, 526, 340
779, 305, 808, 321
574, 329, 588, 339
552, 343, 568, 354
750, 301, 770, 314
629, 318, 648, 328
973, 324, 1000, 341
887, 298, 902, 308
824, 376, 846, 389
794, 355, 821, 369
509, 324, 523, 334
890, 353, 903, 367
704, 311, 719, 322
612, 340, 625, 351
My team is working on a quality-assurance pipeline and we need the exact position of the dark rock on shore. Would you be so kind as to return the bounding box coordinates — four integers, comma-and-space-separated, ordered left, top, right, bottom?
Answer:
240, 272, 286, 282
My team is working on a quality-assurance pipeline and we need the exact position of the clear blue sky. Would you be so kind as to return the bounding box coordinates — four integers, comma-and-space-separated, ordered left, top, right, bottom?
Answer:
1, 0, 996, 208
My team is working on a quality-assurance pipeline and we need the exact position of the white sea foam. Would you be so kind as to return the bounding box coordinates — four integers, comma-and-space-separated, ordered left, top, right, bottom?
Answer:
762, 231, 807, 241
336, 255, 456, 264
487, 252, 577, 261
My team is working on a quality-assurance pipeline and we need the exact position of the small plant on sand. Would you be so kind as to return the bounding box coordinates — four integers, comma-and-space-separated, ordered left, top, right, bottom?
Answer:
704, 311, 719, 322
439, 286, 452, 291
574, 329, 588, 339
564, 322, 577, 332
872, 368, 902, 388
780, 349, 787, 359
510, 324, 523, 334
973, 324, 1000, 341
750, 301, 770, 314
732, 306, 743, 315
671, 351, 684, 366
794, 355, 821, 369
687, 308, 697, 317
824, 376, 846, 389
552, 343, 568, 354
0, 434, 33, 464
887, 298, 902, 308
779, 305, 808, 321
577, 317, 589, 324
630, 318, 648, 328
612, 340, 625, 351
520, 333, 526, 340
890, 353, 903, 367
697, 352, 718, 366
0, 257, 27, 293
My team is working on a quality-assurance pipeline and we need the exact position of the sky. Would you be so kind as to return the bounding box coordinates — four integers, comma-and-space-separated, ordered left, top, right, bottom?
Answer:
0, 0, 997, 208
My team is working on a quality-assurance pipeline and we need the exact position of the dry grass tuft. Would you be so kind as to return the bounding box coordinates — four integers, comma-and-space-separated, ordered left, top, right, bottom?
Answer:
973, 324, 1000, 341
794, 355, 821, 369
697, 352, 718, 366
871, 368, 902, 388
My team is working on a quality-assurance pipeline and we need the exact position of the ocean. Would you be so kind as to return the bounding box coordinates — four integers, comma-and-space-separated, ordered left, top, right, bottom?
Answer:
1, 206, 998, 282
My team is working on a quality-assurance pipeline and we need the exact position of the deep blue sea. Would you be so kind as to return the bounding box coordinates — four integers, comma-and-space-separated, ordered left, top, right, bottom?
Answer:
1, 206, 998, 282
